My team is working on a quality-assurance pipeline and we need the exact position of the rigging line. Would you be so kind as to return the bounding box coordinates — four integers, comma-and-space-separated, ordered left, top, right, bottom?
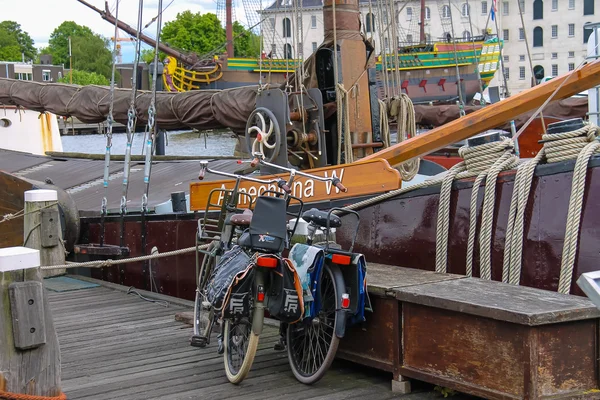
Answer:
492, 4, 509, 98
120, 0, 144, 233
389, 0, 401, 97
375, 0, 389, 98
143, 0, 175, 30
465, 0, 484, 103
447, 0, 465, 115
101, 0, 121, 247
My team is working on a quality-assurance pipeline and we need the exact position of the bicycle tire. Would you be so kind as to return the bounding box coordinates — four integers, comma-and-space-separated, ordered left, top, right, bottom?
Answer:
286, 263, 343, 384
192, 243, 218, 346
223, 318, 260, 384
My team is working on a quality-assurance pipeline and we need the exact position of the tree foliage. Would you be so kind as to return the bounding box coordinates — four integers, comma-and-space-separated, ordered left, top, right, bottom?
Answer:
43, 21, 114, 79
161, 11, 260, 58
58, 69, 109, 86
0, 21, 36, 61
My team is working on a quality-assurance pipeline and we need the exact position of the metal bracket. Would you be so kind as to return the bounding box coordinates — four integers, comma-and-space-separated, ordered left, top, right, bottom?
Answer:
8, 281, 47, 350
577, 270, 600, 310
41, 208, 59, 248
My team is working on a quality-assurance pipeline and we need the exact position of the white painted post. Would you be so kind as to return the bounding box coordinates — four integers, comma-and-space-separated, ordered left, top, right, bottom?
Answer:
0, 247, 62, 397
23, 189, 66, 277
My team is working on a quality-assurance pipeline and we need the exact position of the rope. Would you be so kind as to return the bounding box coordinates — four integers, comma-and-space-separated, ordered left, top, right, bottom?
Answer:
336, 83, 353, 164
503, 124, 600, 293
0, 390, 66, 400
40, 244, 209, 271
1, 202, 59, 225
387, 94, 420, 181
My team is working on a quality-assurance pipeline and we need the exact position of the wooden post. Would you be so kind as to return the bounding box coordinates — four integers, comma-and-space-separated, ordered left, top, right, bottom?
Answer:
0, 246, 62, 397
23, 189, 65, 278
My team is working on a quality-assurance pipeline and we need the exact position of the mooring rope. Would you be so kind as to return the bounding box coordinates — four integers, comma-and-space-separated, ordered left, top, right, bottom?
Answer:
387, 94, 420, 181
503, 123, 600, 293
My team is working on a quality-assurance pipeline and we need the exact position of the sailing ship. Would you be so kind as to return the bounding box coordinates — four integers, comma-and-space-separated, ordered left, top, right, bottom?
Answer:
78, 0, 501, 104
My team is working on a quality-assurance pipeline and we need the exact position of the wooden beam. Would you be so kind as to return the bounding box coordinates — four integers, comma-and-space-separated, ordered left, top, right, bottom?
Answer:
363, 60, 600, 166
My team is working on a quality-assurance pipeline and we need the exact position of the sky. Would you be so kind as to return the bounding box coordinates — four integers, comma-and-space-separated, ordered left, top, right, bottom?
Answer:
0, 0, 253, 63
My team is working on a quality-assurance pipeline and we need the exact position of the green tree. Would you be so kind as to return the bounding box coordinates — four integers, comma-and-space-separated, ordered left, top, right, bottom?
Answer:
161, 11, 225, 56
0, 21, 36, 61
44, 21, 114, 80
58, 69, 109, 86
232, 22, 261, 58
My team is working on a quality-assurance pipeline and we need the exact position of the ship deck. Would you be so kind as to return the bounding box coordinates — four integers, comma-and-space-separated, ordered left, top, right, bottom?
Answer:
47, 276, 449, 400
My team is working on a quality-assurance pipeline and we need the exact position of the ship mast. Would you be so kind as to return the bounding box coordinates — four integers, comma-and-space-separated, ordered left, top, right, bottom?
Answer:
226, 0, 234, 57
419, 0, 426, 44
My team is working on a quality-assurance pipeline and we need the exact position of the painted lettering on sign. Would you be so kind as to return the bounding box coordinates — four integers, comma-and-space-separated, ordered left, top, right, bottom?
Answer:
189, 159, 401, 211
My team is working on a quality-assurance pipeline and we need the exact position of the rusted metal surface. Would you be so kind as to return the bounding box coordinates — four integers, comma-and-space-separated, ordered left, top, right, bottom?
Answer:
337, 160, 600, 295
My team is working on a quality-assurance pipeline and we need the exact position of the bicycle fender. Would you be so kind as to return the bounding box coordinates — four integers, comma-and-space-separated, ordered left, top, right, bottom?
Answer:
328, 263, 348, 339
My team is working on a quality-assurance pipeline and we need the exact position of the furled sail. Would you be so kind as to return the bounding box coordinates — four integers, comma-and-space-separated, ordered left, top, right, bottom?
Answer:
0, 78, 258, 133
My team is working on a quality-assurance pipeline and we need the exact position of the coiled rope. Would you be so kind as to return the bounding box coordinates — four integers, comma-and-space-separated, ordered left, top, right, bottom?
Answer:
435, 138, 518, 275
503, 123, 600, 293
385, 94, 420, 181
0, 390, 66, 400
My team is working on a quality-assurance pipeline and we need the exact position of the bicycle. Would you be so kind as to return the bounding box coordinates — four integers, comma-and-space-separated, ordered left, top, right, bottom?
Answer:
252, 153, 371, 385
193, 161, 304, 384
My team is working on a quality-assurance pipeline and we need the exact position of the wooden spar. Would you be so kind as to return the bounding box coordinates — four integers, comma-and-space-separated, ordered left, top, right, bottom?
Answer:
363, 59, 600, 166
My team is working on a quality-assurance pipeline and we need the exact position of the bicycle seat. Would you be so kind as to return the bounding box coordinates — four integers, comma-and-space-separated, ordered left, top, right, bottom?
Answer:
229, 209, 253, 227
302, 208, 342, 228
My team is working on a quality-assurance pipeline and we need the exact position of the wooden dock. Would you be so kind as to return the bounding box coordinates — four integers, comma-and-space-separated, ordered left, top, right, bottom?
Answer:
47, 279, 453, 400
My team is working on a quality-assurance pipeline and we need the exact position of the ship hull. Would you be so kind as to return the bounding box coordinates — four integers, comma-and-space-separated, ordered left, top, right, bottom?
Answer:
75, 156, 600, 300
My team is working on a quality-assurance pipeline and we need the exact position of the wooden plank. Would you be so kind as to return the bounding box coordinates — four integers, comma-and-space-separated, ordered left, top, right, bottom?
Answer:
189, 159, 401, 211
8, 281, 46, 349
395, 277, 600, 325
363, 59, 600, 166
366, 263, 465, 296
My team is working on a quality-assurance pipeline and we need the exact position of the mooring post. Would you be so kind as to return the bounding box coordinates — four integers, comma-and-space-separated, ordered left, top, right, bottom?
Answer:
23, 189, 66, 278
0, 246, 62, 398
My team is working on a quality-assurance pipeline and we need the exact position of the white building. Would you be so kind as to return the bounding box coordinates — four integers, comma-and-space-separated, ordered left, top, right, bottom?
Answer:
259, 0, 599, 95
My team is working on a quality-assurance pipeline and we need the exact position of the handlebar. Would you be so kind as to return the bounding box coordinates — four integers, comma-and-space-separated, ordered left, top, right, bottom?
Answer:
198, 161, 291, 193
252, 152, 348, 193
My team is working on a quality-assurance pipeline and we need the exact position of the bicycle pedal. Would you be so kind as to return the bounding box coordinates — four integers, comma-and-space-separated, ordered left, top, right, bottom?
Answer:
190, 335, 208, 348
273, 341, 286, 351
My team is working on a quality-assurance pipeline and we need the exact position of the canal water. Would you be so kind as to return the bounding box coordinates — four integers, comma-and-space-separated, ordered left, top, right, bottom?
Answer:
61, 130, 238, 157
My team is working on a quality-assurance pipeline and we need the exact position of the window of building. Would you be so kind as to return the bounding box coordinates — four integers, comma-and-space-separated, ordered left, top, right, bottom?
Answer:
383, 10, 388, 24
584, 23, 594, 43
503, 29, 509, 40
519, 66, 526, 79
584, 0, 594, 15
283, 18, 291, 37
519, 54, 525, 61
298, 42, 303, 56
533, 26, 543, 47
57, 72, 62, 80
406, 6, 413, 20
551, 25, 558, 38
311, 15, 317, 28
551, 52, 557, 59
569, 23, 575, 37
384, 38, 389, 51
569, 63, 575, 71
442, 5, 451, 18
569, 0, 575, 9
284, 43, 293, 59
502, 1, 509, 15
365, 13, 375, 33
504, 67, 509, 80
519, 27, 525, 40
297, 16, 302, 31
271, 44, 276, 57
481, 1, 488, 15
312, 42, 318, 52
463, 31, 471, 40
406, 34, 413, 44
42, 70, 51, 82
502, 55, 509, 63
425, 6, 431, 20
462, 3, 470, 17
552, 64, 558, 76
568, 51, 575, 57
551, 0, 557, 11
269, 17, 275, 29
425, 33, 431, 43
534, 65, 545, 81
533, 0, 543, 20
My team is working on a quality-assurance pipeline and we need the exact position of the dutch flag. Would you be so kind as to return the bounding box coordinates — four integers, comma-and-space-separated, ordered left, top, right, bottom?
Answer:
491, 0, 497, 20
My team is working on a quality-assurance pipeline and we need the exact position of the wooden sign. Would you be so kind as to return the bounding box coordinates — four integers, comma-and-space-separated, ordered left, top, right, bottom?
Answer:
189, 159, 401, 211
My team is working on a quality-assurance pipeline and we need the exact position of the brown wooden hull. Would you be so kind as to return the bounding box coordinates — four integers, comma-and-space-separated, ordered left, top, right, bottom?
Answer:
74, 156, 600, 299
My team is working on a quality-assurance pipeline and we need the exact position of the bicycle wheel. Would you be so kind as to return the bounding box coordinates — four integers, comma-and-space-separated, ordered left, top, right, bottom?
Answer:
223, 318, 260, 384
192, 243, 218, 347
286, 263, 341, 384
